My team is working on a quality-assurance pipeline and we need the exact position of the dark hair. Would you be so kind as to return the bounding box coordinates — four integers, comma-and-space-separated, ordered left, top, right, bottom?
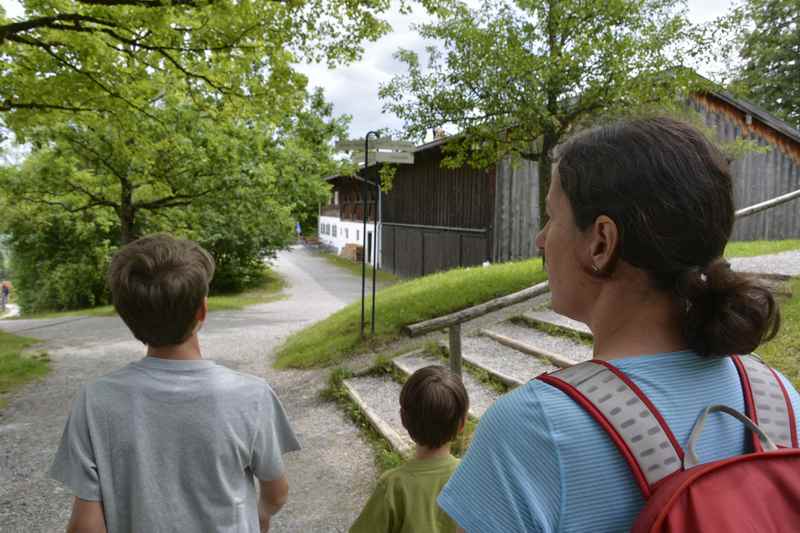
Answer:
108, 234, 215, 347
400, 366, 469, 448
555, 116, 780, 357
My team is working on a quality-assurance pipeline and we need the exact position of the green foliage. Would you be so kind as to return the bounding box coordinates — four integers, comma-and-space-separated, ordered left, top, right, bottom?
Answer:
0, 0, 397, 134
727, 0, 800, 129
0, 88, 343, 311
0, 330, 49, 408
381, 0, 711, 224
275, 258, 546, 368
724, 240, 800, 258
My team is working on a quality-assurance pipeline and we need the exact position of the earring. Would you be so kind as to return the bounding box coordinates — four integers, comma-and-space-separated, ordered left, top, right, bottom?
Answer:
591, 263, 600, 273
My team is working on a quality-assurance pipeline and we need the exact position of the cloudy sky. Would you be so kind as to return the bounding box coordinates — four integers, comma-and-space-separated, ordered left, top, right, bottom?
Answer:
2, 0, 739, 141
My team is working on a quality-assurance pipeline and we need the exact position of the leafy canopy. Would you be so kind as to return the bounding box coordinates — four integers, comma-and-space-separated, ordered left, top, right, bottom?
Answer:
381, 0, 710, 221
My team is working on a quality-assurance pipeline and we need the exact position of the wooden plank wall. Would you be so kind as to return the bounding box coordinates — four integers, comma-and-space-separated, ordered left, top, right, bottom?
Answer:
690, 97, 800, 240
381, 224, 491, 278
493, 156, 541, 261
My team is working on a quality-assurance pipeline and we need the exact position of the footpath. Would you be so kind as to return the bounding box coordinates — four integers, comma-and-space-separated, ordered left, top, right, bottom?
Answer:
0, 246, 383, 533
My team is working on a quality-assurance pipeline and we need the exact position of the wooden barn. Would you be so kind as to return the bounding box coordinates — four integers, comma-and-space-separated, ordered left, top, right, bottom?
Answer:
319, 90, 800, 278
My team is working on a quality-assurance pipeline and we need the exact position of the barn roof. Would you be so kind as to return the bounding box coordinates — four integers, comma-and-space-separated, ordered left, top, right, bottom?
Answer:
705, 90, 800, 145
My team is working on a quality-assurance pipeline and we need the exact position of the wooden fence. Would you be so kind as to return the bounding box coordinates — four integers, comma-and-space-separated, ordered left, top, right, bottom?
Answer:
381, 223, 492, 278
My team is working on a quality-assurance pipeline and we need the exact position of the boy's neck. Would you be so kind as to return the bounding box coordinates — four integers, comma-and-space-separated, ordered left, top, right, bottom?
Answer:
414, 444, 452, 461
147, 334, 203, 361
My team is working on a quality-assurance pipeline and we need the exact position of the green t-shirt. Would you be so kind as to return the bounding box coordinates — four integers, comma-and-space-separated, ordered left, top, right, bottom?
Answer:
350, 454, 461, 533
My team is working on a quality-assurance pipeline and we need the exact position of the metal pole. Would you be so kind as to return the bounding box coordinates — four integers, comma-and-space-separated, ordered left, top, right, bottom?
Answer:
735, 188, 800, 219
371, 166, 380, 335
360, 131, 380, 337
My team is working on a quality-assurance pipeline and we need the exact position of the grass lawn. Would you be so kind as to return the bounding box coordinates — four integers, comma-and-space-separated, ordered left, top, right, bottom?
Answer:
759, 277, 800, 389
321, 252, 399, 284
275, 258, 547, 369
0, 330, 49, 409
725, 239, 800, 258
9, 268, 286, 320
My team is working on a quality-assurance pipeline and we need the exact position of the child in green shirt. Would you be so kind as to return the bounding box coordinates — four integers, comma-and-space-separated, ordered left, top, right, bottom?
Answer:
350, 365, 470, 533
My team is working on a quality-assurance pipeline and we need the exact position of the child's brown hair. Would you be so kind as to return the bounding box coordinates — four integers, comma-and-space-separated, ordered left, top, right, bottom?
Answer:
108, 234, 214, 347
400, 366, 469, 448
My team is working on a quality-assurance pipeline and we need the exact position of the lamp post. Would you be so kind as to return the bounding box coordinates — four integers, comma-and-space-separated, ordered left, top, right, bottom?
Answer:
361, 131, 380, 337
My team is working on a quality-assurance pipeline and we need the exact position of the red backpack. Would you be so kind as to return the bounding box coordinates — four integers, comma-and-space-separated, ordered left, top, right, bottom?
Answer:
538, 355, 800, 532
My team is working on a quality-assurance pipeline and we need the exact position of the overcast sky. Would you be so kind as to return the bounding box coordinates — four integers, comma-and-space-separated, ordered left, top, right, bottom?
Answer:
2, 0, 739, 142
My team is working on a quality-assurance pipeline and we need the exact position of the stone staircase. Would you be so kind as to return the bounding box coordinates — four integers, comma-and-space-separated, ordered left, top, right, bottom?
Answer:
342, 299, 593, 456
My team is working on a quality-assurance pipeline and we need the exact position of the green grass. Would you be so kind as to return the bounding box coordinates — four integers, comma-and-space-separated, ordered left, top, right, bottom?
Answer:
275, 258, 547, 369
206, 269, 287, 312
725, 239, 800, 258
321, 252, 400, 284
759, 277, 800, 389
10, 268, 286, 320
0, 330, 49, 409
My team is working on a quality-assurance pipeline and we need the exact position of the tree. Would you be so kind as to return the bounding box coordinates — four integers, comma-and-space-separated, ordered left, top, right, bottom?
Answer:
730, 0, 800, 129
0, 0, 397, 134
0, 88, 346, 308
380, 0, 708, 225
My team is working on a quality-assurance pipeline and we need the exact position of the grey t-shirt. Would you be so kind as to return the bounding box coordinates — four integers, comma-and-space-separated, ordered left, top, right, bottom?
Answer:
50, 356, 301, 533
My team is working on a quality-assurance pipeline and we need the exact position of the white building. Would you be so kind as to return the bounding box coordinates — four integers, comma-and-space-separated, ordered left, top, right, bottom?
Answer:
318, 175, 381, 267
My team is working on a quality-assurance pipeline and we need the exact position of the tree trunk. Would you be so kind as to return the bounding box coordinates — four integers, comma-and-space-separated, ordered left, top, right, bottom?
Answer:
119, 178, 136, 244
537, 132, 558, 229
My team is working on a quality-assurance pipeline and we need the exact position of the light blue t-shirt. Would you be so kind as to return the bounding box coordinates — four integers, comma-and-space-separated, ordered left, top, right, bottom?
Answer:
438, 351, 800, 532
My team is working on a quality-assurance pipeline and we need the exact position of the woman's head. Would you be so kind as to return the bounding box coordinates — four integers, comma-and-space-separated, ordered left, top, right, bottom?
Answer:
538, 116, 779, 356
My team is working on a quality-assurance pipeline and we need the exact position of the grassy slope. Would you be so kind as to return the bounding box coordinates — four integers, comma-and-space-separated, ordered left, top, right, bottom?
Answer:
759, 277, 800, 389
0, 330, 49, 408
725, 239, 800, 258
275, 258, 546, 369
321, 252, 399, 284
10, 268, 286, 320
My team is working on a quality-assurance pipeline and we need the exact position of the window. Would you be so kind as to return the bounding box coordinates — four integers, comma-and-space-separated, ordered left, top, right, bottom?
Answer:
345, 228, 349, 239
332, 225, 338, 238
334, 191, 339, 206
356, 230, 360, 241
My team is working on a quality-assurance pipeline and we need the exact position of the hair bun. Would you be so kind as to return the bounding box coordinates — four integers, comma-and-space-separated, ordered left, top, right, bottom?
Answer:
677, 258, 780, 357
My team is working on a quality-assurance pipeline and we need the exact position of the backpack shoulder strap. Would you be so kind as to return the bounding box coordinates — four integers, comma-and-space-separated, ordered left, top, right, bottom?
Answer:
538, 360, 683, 498
732, 354, 798, 449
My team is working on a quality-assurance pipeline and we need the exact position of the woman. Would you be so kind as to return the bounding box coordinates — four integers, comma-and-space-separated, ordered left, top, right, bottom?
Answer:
437, 117, 799, 532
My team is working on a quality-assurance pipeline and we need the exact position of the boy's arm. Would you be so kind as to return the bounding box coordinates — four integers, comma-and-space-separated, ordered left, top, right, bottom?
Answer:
66, 497, 107, 533
257, 475, 289, 532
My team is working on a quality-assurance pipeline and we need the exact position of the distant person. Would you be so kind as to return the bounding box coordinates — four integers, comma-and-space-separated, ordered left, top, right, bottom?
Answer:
295, 221, 303, 243
50, 234, 300, 533
1, 280, 10, 312
438, 117, 800, 532
350, 365, 469, 533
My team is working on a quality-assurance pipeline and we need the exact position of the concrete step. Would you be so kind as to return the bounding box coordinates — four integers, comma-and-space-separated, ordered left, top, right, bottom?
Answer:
520, 309, 593, 339
482, 320, 593, 368
460, 335, 557, 388
393, 350, 500, 418
343, 375, 414, 456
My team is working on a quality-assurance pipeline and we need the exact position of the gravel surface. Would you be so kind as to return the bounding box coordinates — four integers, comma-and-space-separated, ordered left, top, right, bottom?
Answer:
0, 245, 383, 533
393, 351, 500, 418
730, 250, 800, 277
488, 321, 594, 363
461, 335, 557, 387
522, 309, 592, 337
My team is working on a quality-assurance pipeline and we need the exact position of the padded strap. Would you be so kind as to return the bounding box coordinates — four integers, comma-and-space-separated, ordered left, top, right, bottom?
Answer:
538, 361, 683, 498
733, 355, 798, 449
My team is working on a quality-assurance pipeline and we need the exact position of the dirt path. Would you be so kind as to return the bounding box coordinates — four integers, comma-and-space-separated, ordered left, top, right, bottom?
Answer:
0, 246, 382, 533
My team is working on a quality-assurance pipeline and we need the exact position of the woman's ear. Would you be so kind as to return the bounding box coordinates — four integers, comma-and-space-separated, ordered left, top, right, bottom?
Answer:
458, 416, 466, 434
588, 215, 619, 273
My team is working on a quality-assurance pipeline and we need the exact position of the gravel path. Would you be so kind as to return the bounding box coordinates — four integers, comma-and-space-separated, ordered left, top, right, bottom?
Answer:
0, 245, 384, 533
461, 335, 557, 387
488, 321, 594, 363
0, 304, 19, 320
730, 250, 800, 278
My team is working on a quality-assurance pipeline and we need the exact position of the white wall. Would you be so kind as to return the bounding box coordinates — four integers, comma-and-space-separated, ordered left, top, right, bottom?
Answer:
318, 216, 381, 267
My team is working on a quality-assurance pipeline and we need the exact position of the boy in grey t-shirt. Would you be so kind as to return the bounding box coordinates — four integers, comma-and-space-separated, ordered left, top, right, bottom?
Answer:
50, 234, 300, 533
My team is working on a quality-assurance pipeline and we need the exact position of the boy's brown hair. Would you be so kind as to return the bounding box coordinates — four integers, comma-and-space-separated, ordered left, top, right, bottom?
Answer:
400, 366, 469, 448
108, 234, 215, 347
